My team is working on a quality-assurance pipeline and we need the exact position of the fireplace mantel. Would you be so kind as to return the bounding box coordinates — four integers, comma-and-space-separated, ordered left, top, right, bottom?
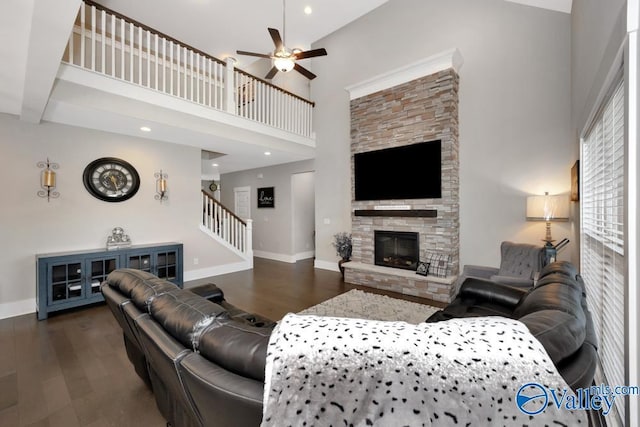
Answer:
354, 209, 437, 218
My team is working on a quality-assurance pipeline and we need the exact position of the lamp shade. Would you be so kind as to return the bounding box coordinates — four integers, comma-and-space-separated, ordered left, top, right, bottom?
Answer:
526, 192, 569, 221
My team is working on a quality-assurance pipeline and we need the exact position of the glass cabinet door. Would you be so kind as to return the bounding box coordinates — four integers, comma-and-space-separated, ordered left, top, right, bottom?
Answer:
156, 251, 177, 281
89, 257, 118, 295
49, 262, 83, 303
128, 254, 151, 272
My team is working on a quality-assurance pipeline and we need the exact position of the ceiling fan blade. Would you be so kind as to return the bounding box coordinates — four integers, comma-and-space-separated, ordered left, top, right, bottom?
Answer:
294, 63, 317, 80
237, 50, 272, 59
294, 48, 328, 60
268, 28, 283, 51
265, 66, 279, 80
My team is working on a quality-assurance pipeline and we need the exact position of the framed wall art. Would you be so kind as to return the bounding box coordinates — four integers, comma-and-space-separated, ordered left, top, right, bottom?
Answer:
257, 187, 275, 208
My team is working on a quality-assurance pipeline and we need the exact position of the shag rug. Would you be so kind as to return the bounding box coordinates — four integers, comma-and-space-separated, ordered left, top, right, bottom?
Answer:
297, 289, 440, 324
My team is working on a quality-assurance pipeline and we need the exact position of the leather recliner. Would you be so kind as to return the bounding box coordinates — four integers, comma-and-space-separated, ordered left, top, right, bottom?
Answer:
102, 269, 274, 427
426, 261, 598, 391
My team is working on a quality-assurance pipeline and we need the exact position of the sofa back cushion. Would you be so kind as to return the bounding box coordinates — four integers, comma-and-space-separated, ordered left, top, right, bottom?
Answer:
106, 268, 159, 297
198, 320, 274, 382
498, 241, 544, 280
519, 310, 586, 365
149, 291, 228, 350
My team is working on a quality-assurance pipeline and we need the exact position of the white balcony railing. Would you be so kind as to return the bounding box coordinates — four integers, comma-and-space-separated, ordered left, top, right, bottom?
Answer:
62, 1, 314, 138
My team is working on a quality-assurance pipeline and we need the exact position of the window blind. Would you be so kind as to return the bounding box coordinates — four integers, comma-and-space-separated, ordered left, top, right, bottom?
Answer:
581, 78, 625, 424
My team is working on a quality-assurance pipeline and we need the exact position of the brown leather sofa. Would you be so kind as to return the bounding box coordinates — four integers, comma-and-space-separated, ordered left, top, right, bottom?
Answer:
101, 269, 274, 427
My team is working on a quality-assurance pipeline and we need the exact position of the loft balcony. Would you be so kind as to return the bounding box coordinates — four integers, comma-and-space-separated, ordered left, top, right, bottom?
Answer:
43, 0, 316, 170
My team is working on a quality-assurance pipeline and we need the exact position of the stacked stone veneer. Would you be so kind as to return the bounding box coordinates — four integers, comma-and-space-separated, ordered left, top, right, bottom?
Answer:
345, 68, 460, 303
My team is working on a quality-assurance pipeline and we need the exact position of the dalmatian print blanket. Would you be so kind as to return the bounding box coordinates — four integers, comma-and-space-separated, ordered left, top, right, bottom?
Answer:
261, 314, 587, 426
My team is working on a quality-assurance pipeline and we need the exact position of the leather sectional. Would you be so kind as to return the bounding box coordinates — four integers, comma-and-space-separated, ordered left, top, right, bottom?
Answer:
102, 261, 597, 426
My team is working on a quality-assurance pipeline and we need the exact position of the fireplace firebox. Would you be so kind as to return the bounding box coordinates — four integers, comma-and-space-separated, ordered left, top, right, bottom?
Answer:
374, 231, 419, 271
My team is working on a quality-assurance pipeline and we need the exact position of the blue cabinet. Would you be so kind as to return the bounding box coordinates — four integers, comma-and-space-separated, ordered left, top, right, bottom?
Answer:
37, 243, 183, 320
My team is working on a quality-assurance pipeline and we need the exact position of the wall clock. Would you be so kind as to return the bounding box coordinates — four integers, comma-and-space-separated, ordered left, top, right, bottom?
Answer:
83, 157, 140, 202
209, 182, 218, 192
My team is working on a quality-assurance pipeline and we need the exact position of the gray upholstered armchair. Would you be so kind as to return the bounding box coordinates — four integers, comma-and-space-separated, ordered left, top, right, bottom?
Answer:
457, 241, 546, 289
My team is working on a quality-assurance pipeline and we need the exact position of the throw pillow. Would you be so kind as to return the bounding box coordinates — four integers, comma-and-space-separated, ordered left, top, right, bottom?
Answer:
416, 261, 430, 276
424, 252, 450, 278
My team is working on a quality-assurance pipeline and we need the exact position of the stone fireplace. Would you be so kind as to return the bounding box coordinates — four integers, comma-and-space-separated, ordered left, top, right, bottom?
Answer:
343, 55, 461, 303
374, 231, 419, 271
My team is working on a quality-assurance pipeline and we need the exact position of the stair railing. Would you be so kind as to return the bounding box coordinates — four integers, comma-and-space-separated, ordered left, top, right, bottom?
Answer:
201, 191, 252, 258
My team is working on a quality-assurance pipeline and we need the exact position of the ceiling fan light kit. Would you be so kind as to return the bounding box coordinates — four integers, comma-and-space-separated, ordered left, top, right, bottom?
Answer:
236, 0, 327, 80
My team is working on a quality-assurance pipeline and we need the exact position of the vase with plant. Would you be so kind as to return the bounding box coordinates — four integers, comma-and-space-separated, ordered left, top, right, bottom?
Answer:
332, 232, 352, 276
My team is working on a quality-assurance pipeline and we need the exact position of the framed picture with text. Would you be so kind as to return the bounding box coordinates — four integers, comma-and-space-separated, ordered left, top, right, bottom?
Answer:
257, 187, 275, 208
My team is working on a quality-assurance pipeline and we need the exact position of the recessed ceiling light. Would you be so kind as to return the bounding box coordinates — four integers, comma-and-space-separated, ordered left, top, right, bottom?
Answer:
140, 126, 151, 132
212, 163, 219, 167
304, 6, 312, 14
264, 151, 272, 156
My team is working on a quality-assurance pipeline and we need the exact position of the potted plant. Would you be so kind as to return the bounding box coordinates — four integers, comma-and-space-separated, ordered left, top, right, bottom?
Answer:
332, 232, 352, 276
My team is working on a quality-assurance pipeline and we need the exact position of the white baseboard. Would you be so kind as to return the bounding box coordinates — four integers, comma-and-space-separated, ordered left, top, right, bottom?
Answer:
314, 259, 340, 272
253, 250, 296, 263
0, 298, 36, 320
184, 260, 252, 281
294, 250, 315, 261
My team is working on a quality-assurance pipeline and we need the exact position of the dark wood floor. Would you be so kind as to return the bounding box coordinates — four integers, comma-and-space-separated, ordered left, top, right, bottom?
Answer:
0, 258, 444, 426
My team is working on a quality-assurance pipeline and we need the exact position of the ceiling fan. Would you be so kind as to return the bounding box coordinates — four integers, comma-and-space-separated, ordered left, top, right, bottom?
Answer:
236, 1, 328, 80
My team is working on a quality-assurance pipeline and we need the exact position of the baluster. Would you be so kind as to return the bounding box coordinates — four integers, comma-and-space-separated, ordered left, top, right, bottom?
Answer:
183, 47, 188, 100
80, 3, 85, 67
129, 22, 134, 82
68, 13, 74, 64
176, 44, 180, 97
137, 26, 142, 84
145, 30, 150, 86
90, 5, 96, 71
169, 41, 174, 95
190, 50, 194, 102
110, 14, 115, 76
154, 33, 158, 90
100, 10, 106, 73
120, 18, 125, 79
162, 38, 166, 92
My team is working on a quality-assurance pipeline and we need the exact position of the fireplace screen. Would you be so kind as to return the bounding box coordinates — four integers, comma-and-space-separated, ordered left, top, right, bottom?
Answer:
374, 231, 419, 271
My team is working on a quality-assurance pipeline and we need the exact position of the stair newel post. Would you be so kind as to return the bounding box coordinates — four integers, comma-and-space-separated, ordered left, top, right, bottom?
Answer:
224, 57, 237, 114
245, 219, 253, 266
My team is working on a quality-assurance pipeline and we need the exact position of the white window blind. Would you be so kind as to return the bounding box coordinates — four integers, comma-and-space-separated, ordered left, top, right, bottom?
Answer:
581, 78, 625, 424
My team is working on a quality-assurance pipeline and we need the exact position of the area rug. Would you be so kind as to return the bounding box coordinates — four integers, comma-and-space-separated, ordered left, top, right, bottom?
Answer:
297, 289, 440, 324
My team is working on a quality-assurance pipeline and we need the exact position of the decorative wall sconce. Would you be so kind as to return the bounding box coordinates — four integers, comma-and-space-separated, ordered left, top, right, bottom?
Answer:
37, 158, 60, 201
154, 170, 168, 202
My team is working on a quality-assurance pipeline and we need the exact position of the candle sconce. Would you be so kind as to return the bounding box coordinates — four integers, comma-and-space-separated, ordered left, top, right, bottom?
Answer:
37, 158, 60, 202
154, 170, 168, 202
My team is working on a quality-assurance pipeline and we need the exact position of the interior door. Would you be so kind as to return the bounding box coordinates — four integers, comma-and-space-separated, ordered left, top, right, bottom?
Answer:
234, 186, 251, 219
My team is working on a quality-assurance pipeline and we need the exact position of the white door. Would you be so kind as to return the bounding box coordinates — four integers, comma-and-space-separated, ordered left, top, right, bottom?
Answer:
234, 186, 251, 219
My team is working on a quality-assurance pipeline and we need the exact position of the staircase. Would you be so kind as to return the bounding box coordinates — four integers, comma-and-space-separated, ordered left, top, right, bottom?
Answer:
200, 191, 253, 265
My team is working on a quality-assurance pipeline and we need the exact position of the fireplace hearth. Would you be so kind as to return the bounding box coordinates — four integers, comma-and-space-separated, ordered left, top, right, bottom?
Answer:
374, 231, 419, 271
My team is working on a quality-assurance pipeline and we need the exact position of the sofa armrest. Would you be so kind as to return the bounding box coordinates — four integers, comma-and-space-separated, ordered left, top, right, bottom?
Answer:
489, 275, 535, 288
459, 277, 528, 308
188, 283, 224, 303
460, 265, 500, 279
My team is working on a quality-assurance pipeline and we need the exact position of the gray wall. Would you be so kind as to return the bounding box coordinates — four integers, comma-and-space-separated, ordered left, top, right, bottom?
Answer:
0, 113, 241, 318
311, 0, 573, 269
220, 159, 315, 260
292, 171, 315, 255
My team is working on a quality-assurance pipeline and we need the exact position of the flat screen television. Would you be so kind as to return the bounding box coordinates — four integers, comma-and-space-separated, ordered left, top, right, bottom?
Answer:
354, 140, 442, 201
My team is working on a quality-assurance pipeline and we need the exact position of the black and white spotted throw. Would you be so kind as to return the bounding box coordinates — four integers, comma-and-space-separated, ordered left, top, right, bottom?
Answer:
261, 314, 587, 426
